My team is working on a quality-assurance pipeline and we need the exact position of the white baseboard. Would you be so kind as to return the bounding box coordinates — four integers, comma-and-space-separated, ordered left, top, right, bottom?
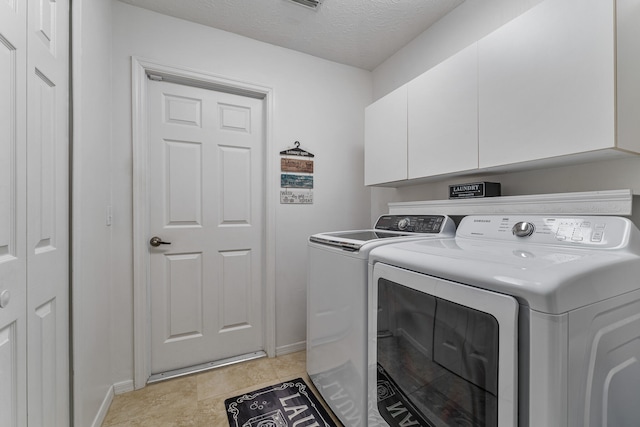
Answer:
276, 340, 306, 356
114, 380, 135, 395
91, 385, 114, 427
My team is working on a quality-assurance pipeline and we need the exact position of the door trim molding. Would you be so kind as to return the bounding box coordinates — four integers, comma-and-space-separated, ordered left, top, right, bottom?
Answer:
131, 57, 276, 389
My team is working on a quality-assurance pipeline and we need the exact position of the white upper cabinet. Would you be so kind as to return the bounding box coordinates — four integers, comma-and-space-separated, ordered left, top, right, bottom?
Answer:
616, 0, 640, 148
365, 85, 408, 186
365, 0, 640, 186
408, 43, 478, 179
479, 0, 640, 168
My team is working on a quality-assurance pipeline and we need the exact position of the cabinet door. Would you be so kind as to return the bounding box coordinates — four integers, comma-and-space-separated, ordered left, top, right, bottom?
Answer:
365, 85, 408, 185
478, 0, 616, 168
408, 44, 478, 179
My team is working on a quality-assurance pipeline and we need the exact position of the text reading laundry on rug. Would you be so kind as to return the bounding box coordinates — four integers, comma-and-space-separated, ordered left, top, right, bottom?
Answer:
280, 392, 320, 425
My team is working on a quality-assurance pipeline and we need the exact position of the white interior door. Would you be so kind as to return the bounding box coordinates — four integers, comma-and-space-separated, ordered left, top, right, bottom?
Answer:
0, 0, 69, 425
26, 0, 70, 424
147, 79, 265, 375
0, 0, 28, 425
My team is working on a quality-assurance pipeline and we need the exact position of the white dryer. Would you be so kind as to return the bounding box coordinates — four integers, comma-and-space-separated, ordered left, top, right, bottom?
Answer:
306, 215, 456, 427
367, 215, 640, 427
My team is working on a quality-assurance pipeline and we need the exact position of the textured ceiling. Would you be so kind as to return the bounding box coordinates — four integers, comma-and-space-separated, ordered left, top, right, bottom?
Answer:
117, 0, 465, 70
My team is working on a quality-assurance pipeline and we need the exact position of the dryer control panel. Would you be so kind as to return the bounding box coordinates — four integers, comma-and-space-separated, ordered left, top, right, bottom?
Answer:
374, 215, 448, 233
457, 215, 634, 249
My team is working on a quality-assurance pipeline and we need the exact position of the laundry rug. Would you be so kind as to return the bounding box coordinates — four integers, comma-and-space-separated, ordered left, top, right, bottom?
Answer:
225, 377, 338, 427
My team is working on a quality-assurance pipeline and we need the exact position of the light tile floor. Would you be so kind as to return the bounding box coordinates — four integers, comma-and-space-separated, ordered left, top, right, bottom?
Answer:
102, 351, 343, 426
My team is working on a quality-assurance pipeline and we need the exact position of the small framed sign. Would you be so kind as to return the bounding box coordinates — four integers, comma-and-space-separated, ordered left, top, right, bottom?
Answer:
280, 189, 313, 204
281, 158, 314, 174
281, 174, 313, 189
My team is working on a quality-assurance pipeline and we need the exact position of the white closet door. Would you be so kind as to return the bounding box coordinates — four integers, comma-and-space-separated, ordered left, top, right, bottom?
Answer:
26, 0, 70, 424
0, 0, 28, 424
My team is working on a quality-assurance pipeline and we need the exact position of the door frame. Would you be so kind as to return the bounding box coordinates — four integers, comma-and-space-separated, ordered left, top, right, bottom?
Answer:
131, 57, 276, 389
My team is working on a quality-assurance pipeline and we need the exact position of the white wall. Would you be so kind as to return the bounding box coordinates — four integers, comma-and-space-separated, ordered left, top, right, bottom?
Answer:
72, 0, 114, 425
109, 0, 372, 384
372, 0, 544, 99
370, 0, 640, 223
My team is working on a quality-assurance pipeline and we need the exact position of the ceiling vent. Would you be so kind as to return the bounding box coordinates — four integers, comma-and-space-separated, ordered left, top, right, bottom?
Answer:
287, 0, 322, 9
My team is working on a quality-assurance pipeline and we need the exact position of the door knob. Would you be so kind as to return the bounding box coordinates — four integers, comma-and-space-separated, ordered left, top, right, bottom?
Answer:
149, 236, 171, 247
0, 290, 10, 308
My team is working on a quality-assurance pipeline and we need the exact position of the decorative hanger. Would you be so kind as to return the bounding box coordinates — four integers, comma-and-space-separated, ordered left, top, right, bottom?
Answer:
280, 141, 315, 158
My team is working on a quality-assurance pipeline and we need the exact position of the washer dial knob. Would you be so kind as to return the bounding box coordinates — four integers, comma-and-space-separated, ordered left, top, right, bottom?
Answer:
397, 218, 411, 231
512, 221, 535, 237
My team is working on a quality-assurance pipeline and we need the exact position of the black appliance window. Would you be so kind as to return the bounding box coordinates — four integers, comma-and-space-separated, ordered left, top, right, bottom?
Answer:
376, 278, 499, 427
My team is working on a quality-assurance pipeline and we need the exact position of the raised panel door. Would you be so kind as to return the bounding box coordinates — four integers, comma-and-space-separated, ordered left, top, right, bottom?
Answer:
26, 0, 69, 423
0, 0, 27, 425
148, 80, 265, 374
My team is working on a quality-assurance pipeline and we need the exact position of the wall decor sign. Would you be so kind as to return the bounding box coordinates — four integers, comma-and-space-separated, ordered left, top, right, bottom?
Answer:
280, 141, 314, 204
281, 174, 313, 189
279, 140, 315, 158
281, 158, 314, 173
280, 189, 313, 204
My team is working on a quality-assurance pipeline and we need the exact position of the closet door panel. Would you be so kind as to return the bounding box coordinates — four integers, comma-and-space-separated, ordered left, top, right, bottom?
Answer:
0, 0, 28, 425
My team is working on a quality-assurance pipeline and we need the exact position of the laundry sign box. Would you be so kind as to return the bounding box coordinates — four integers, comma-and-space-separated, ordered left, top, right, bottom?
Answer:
449, 182, 501, 199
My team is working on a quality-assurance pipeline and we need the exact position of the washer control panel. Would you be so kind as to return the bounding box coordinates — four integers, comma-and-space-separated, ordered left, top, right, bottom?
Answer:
458, 215, 632, 248
374, 215, 448, 233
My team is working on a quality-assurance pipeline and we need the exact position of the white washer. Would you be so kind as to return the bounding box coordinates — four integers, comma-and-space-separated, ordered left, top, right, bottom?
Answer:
368, 215, 640, 427
306, 215, 456, 427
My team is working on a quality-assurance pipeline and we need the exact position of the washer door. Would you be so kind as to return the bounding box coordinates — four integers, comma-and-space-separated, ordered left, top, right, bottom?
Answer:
368, 263, 519, 427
